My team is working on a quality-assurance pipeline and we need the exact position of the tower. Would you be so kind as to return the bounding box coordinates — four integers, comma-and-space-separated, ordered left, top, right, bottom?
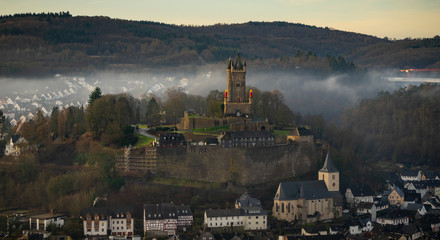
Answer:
318, 153, 339, 192
224, 53, 252, 117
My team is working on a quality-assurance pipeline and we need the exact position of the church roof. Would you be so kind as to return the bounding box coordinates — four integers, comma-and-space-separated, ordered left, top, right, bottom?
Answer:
319, 153, 338, 173
274, 180, 332, 201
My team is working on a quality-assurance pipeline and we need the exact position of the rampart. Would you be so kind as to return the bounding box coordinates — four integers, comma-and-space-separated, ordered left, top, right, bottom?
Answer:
153, 143, 319, 185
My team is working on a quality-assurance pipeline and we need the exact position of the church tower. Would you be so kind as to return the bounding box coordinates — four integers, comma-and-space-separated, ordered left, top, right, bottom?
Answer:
318, 153, 339, 192
224, 53, 252, 117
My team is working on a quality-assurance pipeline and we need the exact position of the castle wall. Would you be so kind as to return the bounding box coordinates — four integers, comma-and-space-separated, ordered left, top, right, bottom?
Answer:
224, 102, 252, 116
154, 143, 319, 185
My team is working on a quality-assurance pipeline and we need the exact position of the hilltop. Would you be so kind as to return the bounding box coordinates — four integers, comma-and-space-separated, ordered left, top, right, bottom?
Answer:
1, 12, 439, 77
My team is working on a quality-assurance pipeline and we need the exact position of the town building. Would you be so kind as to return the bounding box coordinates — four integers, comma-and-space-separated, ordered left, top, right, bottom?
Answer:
204, 209, 244, 229
5, 134, 27, 156
345, 183, 375, 207
81, 208, 109, 236
272, 153, 343, 223
286, 127, 314, 144
218, 131, 275, 148
29, 211, 66, 231
158, 133, 186, 147
108, 206, 134, 237
204, 193, 267, 231
388, 187, 405, 206
143, 203, 193, 236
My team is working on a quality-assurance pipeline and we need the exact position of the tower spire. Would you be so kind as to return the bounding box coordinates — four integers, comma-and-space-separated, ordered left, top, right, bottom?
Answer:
320, 153, 338, 173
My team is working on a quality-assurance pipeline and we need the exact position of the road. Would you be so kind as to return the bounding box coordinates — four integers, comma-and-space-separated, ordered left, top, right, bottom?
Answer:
136, 128, 158, 140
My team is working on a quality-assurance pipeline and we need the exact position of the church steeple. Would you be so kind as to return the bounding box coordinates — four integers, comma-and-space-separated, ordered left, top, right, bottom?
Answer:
320, 153, 338, 173
318, 153, 339, 192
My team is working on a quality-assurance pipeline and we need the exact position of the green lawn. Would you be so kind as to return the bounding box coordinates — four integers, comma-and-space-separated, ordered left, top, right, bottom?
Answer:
134, 133, 155, 148
273, 129, 291, 137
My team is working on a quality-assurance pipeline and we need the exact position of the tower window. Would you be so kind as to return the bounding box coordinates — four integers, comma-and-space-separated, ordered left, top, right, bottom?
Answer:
332, 175, 335, 180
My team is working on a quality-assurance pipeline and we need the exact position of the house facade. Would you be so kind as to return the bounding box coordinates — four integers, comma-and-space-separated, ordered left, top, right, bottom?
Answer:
388, 187, 405, 206
204, 193, 267, 231
5, 135, 27, 156
204, 209, 244, 229
143, 203, 193, 236
218, 131, 275, 148
109, 206, 134, 236
272, 153, 342, 223
29, 212, 66, 231
345, 183, 375, 207
81, 208, 108, 236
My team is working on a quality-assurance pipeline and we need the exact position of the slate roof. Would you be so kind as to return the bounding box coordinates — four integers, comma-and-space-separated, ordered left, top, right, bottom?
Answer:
404, 192, 421, 202
10, 134, 21, 143
356, 202, 375, 210
242, 206, 267, 216
219, 131, 274, 140
393, 187, 405, 197
424, 171, 440, 180
109, 205, 133, 218
401, 169, 419, 177
235, 193, 261, 208
144, 203, 191, 220
297, 127, 314, 136
205, 209, 243, 218
274, 180, 332, 201
347, 183, 375, 197
80, 207, 107, 219
319, 153, 338, 173
406, 203, 424, 211
285, 235, 344, 240
176, 205, 193, 216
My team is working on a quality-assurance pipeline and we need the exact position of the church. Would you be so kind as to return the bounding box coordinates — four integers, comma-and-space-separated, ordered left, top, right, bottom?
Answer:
272, 153, 343, 223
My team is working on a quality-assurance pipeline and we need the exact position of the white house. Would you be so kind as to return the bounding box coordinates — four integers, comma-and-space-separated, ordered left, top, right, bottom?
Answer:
235, 193, 267, 230
401, 170, 421, 182
81, 208, 108, 236
5, 135, 27, 156
377, 211, 409, 226
345, 183, 375, 207
109, 206, 134, 237
204, 209, 244, 229
29, 212, 66, 231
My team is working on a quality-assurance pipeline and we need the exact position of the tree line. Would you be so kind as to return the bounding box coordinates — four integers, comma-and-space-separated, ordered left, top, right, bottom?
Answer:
2, 14, 439, 77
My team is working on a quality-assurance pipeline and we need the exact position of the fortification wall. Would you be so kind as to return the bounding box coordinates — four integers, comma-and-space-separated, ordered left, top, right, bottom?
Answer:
154, 143, 319, 185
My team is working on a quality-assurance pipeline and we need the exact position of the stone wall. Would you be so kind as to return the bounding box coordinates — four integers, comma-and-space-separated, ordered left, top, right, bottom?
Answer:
154, 143, 320, 185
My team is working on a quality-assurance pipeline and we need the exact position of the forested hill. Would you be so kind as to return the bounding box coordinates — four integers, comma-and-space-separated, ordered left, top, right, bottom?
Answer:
337, 84, 440, 168
0, 12, 439, 76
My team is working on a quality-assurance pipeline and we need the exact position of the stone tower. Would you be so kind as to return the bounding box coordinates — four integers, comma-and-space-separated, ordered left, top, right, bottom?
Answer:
224, 53, 252, 117
318, 153, 339, 192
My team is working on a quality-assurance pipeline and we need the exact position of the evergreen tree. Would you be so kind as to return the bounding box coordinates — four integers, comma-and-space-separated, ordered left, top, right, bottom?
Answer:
88, 87, 102, 105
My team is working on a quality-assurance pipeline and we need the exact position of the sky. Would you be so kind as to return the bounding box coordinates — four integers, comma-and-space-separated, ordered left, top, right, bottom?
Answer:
0, 0, 439, 39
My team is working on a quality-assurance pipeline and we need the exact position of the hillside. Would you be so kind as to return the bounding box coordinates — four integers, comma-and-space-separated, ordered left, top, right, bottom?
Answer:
331, 84, 440, 169
1, 12, 439, 77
